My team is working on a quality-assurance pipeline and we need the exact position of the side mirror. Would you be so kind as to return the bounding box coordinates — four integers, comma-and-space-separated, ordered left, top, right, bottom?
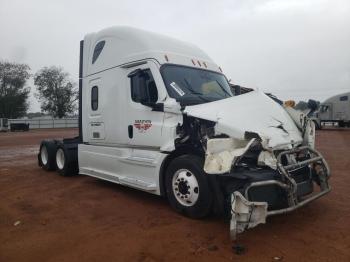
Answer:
127, 68, 142, 78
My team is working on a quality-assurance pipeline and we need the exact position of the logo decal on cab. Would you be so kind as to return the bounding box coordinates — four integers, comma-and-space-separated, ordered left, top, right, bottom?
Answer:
134, 120, 152, 132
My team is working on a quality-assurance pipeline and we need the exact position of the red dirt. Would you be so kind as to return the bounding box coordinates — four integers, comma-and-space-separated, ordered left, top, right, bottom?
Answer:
0, 128, 349, 261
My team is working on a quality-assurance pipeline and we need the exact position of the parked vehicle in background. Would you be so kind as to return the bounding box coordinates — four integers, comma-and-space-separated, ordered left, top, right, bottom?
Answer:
1, 118, 30, 132
10, 122, 30, 131
0, 118, 8, 132
37, 26, 331, 239
315, 92, 350, 128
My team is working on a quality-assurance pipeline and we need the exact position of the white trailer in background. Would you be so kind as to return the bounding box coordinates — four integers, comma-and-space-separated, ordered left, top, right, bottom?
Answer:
37, 26, 331, 239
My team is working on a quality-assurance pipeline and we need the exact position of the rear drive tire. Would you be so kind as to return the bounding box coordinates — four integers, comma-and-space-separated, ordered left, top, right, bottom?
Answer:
165, 155, 213, 219
38, 140, 57, 171
55, 145, 78, 176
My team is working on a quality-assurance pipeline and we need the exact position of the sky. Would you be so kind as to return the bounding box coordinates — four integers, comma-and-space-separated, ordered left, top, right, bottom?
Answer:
0, 0, 349, 112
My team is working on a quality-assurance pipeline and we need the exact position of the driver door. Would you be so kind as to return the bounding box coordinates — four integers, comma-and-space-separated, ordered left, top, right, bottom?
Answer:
122, 61, 165, 148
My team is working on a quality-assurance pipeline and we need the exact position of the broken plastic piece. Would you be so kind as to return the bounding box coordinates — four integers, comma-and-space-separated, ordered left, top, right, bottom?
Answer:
257, 150, 277, 169
230, 192, 268, 240
204, 138, 256, 174
303, 119, 315, 148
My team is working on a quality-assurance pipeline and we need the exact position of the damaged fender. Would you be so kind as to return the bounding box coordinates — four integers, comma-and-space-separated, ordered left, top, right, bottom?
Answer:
179, 91, 329, 240
284, 105, 316, 148
303, 119, 315, 148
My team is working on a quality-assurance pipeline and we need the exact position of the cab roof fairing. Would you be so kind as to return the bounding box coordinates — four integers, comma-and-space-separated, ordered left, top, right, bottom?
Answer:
82, 26, 221, 77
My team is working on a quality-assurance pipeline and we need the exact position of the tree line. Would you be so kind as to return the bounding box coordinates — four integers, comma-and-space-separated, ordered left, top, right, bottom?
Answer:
0, 61, 78, 119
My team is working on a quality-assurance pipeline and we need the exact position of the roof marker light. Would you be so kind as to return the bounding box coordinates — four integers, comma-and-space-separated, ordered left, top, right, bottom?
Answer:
203, 62, 207, 68
197, 60, 202, 67
164, 55, 169, 62
191, 59, 196, 66
219, 66, 222, 72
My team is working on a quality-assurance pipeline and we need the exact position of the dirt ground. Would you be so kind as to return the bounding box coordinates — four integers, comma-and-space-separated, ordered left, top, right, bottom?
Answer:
0, 128, 349, 261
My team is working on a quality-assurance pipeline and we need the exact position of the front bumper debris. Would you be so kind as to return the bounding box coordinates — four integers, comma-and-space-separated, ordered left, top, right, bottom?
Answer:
230, 192, 268, 239
230, 146, 331, 239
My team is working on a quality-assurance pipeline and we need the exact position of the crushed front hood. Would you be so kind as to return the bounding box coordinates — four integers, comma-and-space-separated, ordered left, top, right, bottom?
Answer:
184, 91, 303, 149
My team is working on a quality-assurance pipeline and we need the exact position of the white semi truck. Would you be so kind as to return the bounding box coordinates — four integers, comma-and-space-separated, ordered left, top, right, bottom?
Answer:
315, 92, 350, 128
38, 26, 331, 239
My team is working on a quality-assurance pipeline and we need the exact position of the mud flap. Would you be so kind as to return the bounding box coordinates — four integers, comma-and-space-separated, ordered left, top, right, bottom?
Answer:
230, 192, 268, 240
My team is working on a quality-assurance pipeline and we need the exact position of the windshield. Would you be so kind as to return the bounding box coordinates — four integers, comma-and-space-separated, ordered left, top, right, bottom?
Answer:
161, 65, 233, 105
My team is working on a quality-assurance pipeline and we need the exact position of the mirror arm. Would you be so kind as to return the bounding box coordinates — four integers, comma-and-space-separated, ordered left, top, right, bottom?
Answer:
141, 101, 164, 112
151, 103, 164, 112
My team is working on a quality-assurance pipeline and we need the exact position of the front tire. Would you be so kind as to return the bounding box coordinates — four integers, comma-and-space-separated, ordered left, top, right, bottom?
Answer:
165, 155, 213, 218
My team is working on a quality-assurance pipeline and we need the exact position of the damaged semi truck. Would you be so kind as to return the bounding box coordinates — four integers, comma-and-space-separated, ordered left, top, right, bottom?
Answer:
38, 26, 331, 239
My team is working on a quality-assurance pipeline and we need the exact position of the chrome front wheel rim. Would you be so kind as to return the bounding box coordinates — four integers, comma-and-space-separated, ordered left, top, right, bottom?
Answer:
172, 169, 199, 207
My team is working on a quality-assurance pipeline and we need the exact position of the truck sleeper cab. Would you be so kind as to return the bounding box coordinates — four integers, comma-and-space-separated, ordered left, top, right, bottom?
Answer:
38, 26, 330, 239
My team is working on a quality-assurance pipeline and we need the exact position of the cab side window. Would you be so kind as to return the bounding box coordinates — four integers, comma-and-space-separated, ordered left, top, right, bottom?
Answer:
130, 69, 158, 104
321, 105, 329, 112
92, 41, 105, 64
340, 95, 348, 101
91, 86, 98, 110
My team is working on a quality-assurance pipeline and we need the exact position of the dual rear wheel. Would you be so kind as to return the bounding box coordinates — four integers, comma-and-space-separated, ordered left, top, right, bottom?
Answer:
38, 141, 57, 171
38, 141, 76, 176
55, 147, 67, 175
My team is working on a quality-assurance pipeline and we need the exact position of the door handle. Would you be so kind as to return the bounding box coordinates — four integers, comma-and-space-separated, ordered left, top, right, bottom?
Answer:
128, 125, 133, 139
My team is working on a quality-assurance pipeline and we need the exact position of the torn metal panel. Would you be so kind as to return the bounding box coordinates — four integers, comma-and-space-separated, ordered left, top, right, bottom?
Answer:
184, 91, 303, 149
204, 138, 256, 174
284, 106, 316, 148
284, 106, 306, 130
230, 192, 268, 240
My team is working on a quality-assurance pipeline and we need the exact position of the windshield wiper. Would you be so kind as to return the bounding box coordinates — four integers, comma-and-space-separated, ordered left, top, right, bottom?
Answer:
215, 80, 232, 98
